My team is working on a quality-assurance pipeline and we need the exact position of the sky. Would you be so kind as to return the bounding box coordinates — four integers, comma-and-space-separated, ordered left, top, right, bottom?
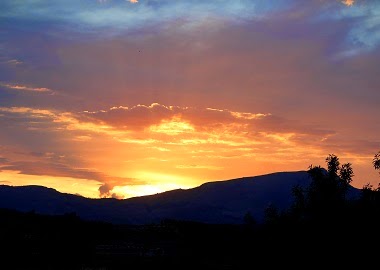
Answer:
0, 0, 379, 198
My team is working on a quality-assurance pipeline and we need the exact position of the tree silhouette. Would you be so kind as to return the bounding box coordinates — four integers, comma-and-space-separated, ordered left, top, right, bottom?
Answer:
326, 154, 340, 177
360, 152, 380, 204
291, 184, 306, 217
361, 183, 375, 202
301, 154, 355, 215
373, 151, 380, 174
338, 162, 354, 200
339, 163, 354, 187
307, 163, 336, 210
361, 151, 380, 203
264, 203, 279, 224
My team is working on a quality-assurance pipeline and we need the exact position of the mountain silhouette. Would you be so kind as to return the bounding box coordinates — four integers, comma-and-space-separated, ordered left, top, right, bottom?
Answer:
0, 171, 360, 224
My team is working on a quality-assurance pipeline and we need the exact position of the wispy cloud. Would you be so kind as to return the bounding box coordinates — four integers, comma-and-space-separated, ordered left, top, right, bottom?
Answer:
317, 1, 380, 55
0, 82, 54, 93
6, 59, 22, 65
0, 0, 378, 57
0, 0, 274, 34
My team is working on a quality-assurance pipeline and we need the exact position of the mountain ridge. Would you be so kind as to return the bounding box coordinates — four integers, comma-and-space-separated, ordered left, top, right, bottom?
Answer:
0, 170, 360, 224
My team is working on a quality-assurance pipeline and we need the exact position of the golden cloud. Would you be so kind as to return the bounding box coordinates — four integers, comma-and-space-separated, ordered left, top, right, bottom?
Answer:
1, 103, 358, 199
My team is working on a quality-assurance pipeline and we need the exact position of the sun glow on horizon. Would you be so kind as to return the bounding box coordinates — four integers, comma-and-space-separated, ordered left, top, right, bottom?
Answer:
0, 170, 101, 198
112, 183, 189, 199
103, 171, 197, 198
0, 102, 378, 198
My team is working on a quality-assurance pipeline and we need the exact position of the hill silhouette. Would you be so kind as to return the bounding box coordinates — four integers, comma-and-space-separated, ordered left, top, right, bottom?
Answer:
1, 162, 379, 269
0, 170, 360, 224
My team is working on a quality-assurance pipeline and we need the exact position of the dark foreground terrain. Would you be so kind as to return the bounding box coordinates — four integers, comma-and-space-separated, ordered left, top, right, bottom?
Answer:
2, 154, 380, 269
0, 203, 379, 270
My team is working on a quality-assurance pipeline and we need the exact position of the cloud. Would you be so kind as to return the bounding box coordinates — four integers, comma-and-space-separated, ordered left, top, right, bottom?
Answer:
0, 0, 276, 35
6, 59, 22, 65
0, 149, 142, 199
1, 161, 101, 181
0, 102, 335, 153
176, 164, 223, 170
98, 183, 125, 199
317, 1, 380, 55
0, 102, 378, 195
0, 103, 338, 162
0, 106, 123, 136
83, 103, 254, 131
0, 82, 54, 93
0, 152, 136, 184
83, 103, 179, 129
341, 0, 355, 7
98, 183, 114, 198
0, 0, 379, 62
83, 103, 333, 138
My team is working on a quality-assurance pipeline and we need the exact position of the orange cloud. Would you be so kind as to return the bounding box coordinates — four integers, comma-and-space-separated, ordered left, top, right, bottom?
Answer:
83, 103, 334, 143
341, 0, 354, 6
149, 117, 195, 135
0, 103, 377, 198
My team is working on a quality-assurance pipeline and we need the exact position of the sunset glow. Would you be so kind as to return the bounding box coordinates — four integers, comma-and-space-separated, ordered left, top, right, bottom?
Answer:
1, 0, 379, 198
342, 0, 355, 7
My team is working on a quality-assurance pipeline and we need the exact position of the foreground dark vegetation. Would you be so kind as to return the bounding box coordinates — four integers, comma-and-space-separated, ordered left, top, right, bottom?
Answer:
1, 152, 380, 269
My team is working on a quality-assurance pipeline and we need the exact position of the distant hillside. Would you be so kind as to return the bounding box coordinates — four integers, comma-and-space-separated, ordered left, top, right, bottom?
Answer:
0, 171, 361, 224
